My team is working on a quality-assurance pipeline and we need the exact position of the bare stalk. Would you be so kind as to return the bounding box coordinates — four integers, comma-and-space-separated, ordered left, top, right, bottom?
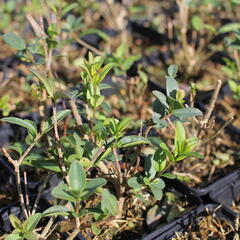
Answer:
113, 147, 122, 184
144, 125, 154, 138
73, 33, 104, 56
117, 193, 125, 219
234, 49, 240, 73
40, 217, 55, 239
53, 105, 69, 183
69, 99, 83, 125
23, 171, 30, 216
67, 200, 81, 240
2, 135, 41, 219
32, 173, 52, 214
176, 0, 190, 63
202, 116, 234, 144
44, 221, 59, 239
112, 147, 127, 219
15, 166, 28, 218
200, 79, 222, 128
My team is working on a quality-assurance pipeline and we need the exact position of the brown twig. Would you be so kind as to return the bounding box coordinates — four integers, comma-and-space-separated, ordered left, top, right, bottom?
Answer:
40, 217, 55, 239
69, 99, 83, 125
202, 116, 234, 144
53, 105, 68, 182
73, 33, 104, 56
67, 200, 81, 240
2, 135, 41, 219
144, 125, 154, 138
32, 173, 52, 214
200, 80, 222, 128
113, 147, 122, 184
23, 171, 30, 216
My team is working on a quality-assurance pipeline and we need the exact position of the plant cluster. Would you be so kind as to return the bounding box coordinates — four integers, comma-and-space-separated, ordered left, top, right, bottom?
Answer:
0, 0, 239, 239
1, 27, 203, 238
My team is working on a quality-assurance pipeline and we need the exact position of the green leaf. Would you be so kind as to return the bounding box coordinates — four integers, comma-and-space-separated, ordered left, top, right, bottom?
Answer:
166, 76, 178, 98
85, 178, 106, 191
79, 208, 103, 217
69, 161, 86, 192
174, 107, 202, 119
191, 15, 203, 31
174, 121, 186, 154
203, 24, 216, 33
91, 224, 101, 235
127, 175, 144, 190
229, 80, 238, 92
167, 96, 183, 110
99, 83, 112, 90
9, 214, 21, 229
161, 173, 176, 179
148, 138, 174, 162
176, 152, 204, 160
1, 117, 37, 135
80, 178, 106, 199
54, 90, 72, 100
152, 113, 167, 125
25, 132, 36, 145
24, 157, 61, 172
30, 70, 54, 98
117, 118, 132, 132
42, 109, 71, 134
90, 95, 104, 108
138, 69, 148, 83
9, 143, 24, 156
122, 55, 141, 71
115, 43, 127, 57
100, 101, 112, 113
5, 233, 22, 240
184, 137, 199, 152
219, 23, 240, 33
149, 178, 165, 200
153, 149, 167, 172
119, 135, 150, 148
24, 213, 42, 232
167, 65, 178, 78
154, 121, 168, 129
23, 232, 38, 240
80, 28, 109, 42
144, 155, 156, 179
152, 99, 168, 118
52, 182, 76, 202
61, 3, 79, 16
43, 205, 70, 216
101, 189, 118, 216
152, 91, 169, 109
98, 63, 116, 84
3, 33, 25, 50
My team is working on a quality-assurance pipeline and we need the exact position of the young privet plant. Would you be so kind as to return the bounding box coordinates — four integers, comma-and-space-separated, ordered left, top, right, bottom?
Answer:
1, 5, 117, 239
128, 65, 203, 200
106, 43, 141, 76
0, 32, 147, 238
152, 65, 202, 125
1, 20, 203, 238
1, 60, 204, 239
128, 121, 202, 200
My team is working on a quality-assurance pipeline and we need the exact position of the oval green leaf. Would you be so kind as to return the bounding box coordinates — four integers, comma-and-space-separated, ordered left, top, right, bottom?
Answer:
69, 161, 86, 192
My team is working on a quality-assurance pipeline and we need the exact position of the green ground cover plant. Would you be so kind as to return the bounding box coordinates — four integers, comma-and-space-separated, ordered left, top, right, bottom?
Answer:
0, 0, 240, 239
